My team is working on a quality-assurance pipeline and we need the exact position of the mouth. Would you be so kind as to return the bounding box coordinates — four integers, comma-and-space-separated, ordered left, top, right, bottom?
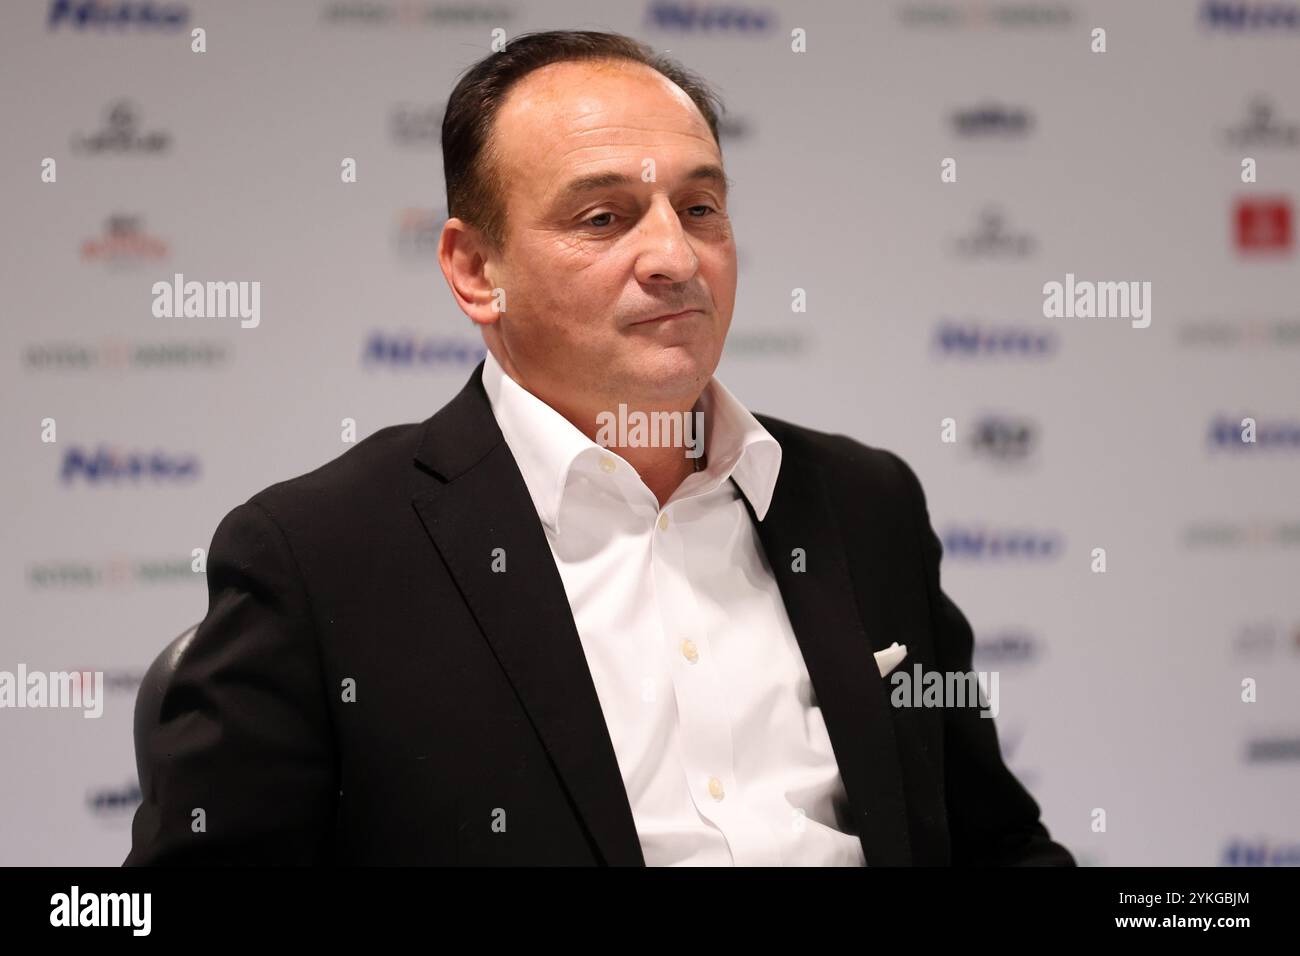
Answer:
631, 308, 704, 326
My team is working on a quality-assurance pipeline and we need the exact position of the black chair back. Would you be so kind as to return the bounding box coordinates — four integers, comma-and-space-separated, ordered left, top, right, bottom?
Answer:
133, 623, 199, 792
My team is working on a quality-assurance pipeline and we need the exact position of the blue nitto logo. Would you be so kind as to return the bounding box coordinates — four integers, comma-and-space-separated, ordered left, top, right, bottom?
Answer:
952, 103, 1035, 138
362, 332, 486, 369
974, 630, 1042, 665
1202, 1, 1300, 30
1222, 839, 1300, 865
48, 0, 190, 30
60, 446, 199, 484
934, 320, 1057, 357
646, 1, 774, 32
88, 781, 141, 818
1209, 416, 1300, 449
942, 526, 1063, 560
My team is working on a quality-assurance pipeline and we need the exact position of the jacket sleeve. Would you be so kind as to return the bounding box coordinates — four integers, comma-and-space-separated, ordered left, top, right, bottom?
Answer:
124, 499, 339, 865
890, 452, 1075, 866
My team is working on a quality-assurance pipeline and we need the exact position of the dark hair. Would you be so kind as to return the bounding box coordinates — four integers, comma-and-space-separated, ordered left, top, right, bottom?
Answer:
441, 30, 724, 250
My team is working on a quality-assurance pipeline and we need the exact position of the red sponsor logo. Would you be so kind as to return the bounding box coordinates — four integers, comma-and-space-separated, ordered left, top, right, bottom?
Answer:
1235, 197, 1293, 253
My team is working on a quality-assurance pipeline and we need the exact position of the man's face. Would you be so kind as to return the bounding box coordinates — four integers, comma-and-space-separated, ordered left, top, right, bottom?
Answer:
480, 58, 736, 413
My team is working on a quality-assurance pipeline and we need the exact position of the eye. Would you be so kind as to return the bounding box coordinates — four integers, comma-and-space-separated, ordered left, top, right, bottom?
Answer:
584, 211, 616, 228
684, 205, 716, 218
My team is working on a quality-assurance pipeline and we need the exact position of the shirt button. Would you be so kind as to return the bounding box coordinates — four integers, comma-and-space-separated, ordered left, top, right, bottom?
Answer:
707, 777, 725, 801
657, 512, 670, 531
681, 639, 699, 663
599, 455, 617, 474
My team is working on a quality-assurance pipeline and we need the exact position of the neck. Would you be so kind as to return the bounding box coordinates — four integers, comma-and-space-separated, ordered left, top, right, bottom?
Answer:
565, 395, 705, 510
617, 442, 701, 509
489, 347, 708, 508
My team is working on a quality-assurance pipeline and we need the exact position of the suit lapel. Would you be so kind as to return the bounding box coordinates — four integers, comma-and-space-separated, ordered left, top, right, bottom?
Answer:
738, 443, 913, 865
410, 363, 645, 866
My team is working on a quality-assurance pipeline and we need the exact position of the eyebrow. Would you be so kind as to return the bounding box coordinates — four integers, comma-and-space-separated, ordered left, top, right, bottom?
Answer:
552, 163, 731, 207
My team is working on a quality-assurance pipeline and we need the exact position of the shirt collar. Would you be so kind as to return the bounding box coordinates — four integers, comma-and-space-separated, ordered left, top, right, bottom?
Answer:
482, 349, 782, 535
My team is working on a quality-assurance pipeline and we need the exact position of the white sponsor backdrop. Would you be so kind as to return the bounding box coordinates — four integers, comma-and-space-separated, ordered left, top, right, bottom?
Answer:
1, 0, 1297, 866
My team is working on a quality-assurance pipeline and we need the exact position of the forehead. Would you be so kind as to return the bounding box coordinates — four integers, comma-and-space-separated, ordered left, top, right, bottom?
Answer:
491, 59, 720, 187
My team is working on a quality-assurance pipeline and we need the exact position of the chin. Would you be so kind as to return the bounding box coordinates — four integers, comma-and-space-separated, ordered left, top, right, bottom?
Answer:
623, 345, 717, 400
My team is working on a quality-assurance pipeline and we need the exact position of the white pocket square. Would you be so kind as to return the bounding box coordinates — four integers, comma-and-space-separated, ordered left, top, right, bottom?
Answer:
873, 642, 908, 677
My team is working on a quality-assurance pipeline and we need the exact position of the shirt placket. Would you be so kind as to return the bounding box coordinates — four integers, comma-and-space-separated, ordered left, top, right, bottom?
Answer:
649, 497, 782, 867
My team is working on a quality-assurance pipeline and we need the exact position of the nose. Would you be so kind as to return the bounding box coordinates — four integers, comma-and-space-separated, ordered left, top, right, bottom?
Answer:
632, 198, 700, 285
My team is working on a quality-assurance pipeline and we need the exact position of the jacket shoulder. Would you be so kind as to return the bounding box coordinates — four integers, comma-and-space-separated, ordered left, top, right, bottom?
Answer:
753, 411, 925, 505
241, 420, 426, 525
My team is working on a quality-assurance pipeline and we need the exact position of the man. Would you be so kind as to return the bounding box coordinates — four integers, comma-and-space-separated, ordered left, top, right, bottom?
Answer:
126, 30, 1072, 866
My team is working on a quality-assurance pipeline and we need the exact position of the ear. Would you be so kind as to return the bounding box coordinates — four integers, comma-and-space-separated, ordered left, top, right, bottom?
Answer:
438, 217, 504, 327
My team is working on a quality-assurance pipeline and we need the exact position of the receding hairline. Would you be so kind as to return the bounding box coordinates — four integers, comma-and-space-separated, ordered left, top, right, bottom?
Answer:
483, 58, 722, 219
491, 56, 717, 150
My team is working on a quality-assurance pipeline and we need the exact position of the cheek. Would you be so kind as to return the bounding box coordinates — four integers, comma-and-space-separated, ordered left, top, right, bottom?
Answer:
541, 229, 620, 275
508, 254, 620, 349
701, 248, 738, 304
526, 235, 620, 295
540, 251, 625, 318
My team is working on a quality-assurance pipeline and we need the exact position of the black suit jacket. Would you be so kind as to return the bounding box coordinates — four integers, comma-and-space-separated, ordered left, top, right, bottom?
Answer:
125, 361, 1073, 866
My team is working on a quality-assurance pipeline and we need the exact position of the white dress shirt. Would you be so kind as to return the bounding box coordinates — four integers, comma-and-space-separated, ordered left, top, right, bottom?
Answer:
481, 351, 865, 866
